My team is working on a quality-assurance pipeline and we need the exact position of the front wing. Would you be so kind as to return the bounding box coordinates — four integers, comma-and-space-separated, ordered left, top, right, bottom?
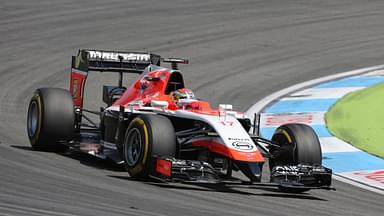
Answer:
149, 156, 334, 191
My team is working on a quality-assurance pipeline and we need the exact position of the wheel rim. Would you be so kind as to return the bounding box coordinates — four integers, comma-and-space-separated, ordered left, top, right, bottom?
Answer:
125, 128, 142, 166
270, 130, 296, 167
28, 101, 39, 137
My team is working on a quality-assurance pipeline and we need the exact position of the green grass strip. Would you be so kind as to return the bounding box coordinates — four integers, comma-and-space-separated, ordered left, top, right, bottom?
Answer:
325, 83, 384, 158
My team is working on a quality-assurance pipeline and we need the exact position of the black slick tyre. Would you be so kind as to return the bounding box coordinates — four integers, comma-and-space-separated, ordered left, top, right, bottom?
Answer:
27, 88, 75, 152
123, 115, 176, 179
270, 123, 322, 193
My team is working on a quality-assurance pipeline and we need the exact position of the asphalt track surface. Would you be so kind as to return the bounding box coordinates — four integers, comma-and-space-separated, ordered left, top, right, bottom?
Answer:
1, 0, 384, 215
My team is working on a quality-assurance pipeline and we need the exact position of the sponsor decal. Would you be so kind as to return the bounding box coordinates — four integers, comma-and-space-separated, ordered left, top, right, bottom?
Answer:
273, 166, 299, 175
354, 170, 384, 184
265, 113, 314, 126
70, 69, 87, 107
232, 141, 254, 150
88, 50, 150, 62
72, 79, 79, 98
228, 137, 250, 141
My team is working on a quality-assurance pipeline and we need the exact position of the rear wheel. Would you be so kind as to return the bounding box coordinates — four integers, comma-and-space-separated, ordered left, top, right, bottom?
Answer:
123, 115, 176, 179
27, 88, 75, 152
270, 123, 322, 193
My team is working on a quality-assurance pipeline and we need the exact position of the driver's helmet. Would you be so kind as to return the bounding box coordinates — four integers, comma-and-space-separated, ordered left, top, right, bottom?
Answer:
171, 88, 196, 102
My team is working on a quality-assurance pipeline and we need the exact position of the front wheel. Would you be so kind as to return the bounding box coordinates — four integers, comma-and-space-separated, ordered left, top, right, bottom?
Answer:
269, 123, 322, 193
123, 115, 176, 179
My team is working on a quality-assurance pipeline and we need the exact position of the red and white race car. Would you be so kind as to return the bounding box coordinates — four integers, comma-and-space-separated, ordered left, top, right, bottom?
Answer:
27, 49, 332, 193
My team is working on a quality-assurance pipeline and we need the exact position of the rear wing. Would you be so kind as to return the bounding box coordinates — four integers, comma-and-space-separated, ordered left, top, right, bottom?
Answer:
70, 49, 188, 108
72, 49, 162, 73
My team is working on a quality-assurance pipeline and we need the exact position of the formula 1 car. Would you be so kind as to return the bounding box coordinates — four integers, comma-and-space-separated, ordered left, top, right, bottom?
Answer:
27, 49, 332, 193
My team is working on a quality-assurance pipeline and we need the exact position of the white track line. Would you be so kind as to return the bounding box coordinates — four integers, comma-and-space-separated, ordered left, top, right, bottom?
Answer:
319, 137, 360, 153
281, 87, 365, 100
